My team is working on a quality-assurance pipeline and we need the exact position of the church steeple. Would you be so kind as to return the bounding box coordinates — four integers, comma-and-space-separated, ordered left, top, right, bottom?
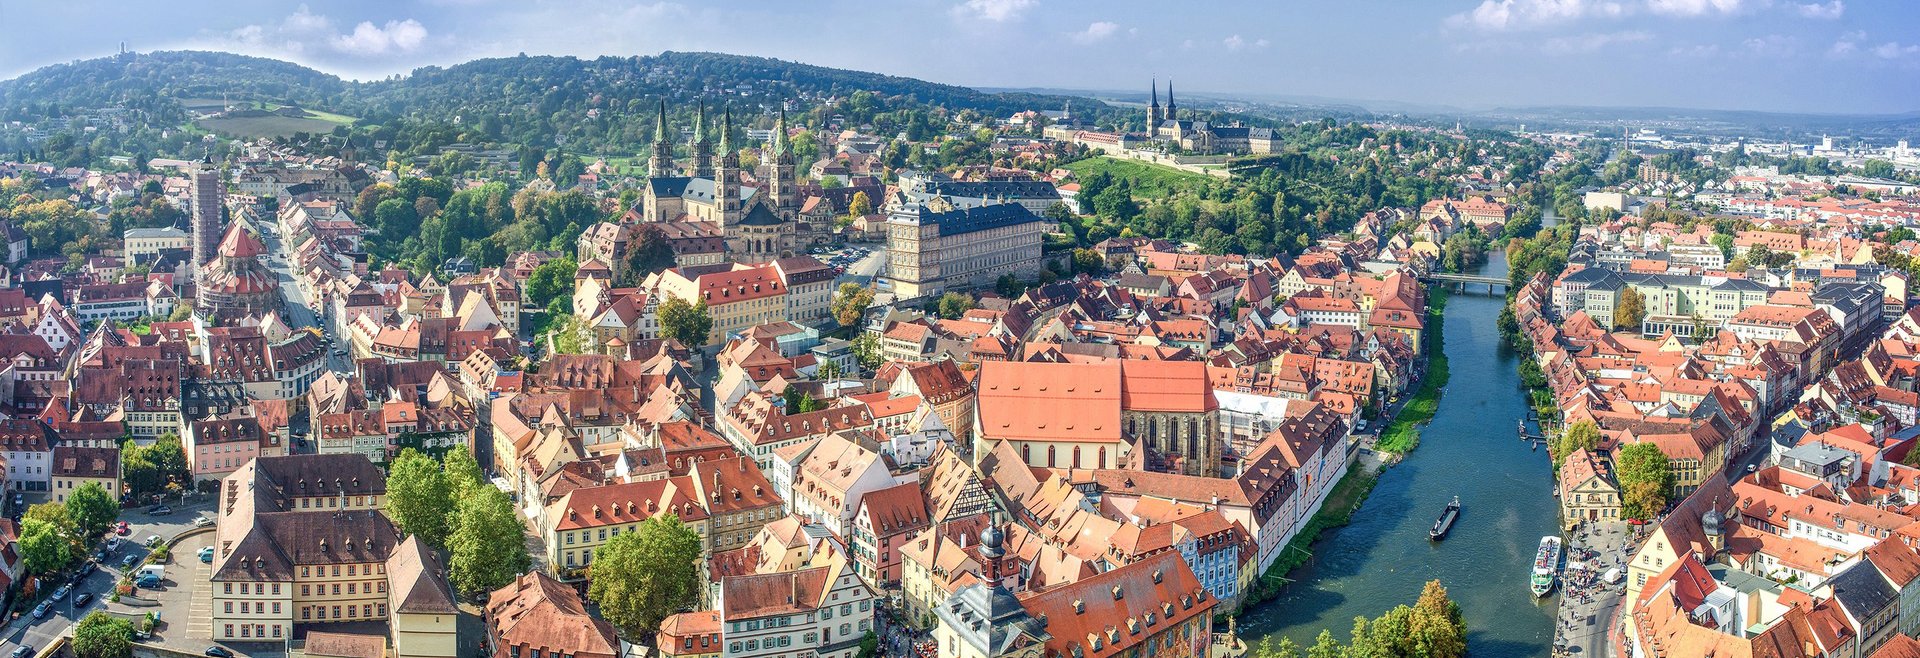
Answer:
1148, 78, 1162, 138
691, 101, 714, 178
769, 108, 795, 208
647, 100, 674, 178
1166, 80, 1176, 122
715, 106, 740, 217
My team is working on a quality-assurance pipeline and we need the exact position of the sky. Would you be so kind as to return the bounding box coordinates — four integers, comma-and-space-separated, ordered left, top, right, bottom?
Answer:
1, 0, 1917, 115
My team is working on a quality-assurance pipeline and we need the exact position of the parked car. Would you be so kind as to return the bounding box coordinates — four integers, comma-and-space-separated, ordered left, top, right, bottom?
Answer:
73, 593, 94, 608
31, 600, 51, 619
205, 647, 234, 658
198, 547, 215, 563
115, 521, 130, 535
50, 584, 68, 600
12, 645, 33, 658
120, 555, 137, 570
143, 535, 161, 548
105, 537, 121, 552
75, 563, 95, 579
147, 505, 172, 516
193, 516, 214, 528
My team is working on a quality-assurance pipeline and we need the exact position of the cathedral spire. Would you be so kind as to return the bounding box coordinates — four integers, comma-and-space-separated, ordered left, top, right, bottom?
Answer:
647, 100, 674, 178
691, 101, 714, 179
772, 108, 789, 156
1166, 79, 1176, 121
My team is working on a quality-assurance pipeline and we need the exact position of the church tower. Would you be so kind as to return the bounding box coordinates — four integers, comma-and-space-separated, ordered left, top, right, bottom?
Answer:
1147, 79, 1162, 138
715, 107, 741, 222
646, 100, 674, 178
691, 101, 714, 179
1165, 80, 1177, 123
768, 109, 796, 209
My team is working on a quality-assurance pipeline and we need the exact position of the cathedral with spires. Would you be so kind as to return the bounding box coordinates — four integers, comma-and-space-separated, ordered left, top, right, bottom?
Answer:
634, 102, 832, 263
1142, 79, 1284, 156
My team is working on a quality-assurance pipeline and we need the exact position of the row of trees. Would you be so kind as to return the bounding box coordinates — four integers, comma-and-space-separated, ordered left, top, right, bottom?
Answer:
383, 447, 531, 596
19, 483, 119, 578
1252, 580, 1468, 658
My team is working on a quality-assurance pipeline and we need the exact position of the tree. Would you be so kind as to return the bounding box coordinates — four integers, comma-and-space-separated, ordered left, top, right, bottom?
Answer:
657, 297, 714, 347
524, 257, 578, 310
937, 292, 975, 320
816, 359, 842, 381
447, 485, 530, 596
621, 224, 677, 285
847, 191, 873, 218
73, 612, 133, 658
1552, 421, 1601, 467
1407, 580, 1467, 658
1617, 442, 1675, 521
851, 333, 884, 370
442, 446, 485, 499
66, 483, 118, 544
1709, 233, 1735, 259
831, 283, 875, 328
1613, 287, 1646, 332
1306, 629, 1344, 658
374, 197, 422, 243
385, 449, 455, 547
856, 631, 879, 658
587, 515, 705, 638
19, 517, 72, 575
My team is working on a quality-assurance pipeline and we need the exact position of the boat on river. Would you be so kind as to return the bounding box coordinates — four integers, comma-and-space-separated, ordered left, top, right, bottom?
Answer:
1531, 536, 1562, 597
1429, 496, 1461, 540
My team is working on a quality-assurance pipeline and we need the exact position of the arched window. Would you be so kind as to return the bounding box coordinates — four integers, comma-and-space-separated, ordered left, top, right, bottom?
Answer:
1072, 446, 1081, 468
1098, 446, 1107, 468
1047, 445, 1056, 467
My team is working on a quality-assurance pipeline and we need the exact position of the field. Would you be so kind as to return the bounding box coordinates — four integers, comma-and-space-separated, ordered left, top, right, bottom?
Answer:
183, 98, 356, 139
196, 115, 344, 139
1062, 155, 1208, 197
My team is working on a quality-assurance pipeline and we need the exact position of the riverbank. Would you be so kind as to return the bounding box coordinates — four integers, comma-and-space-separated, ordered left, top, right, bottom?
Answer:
1375, 288, 1451, 454
1242, 250, 1556, 657
1235, 461, 1382, 614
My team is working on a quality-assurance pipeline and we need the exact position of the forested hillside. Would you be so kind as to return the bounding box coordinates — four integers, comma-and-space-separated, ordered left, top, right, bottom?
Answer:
0, 50, 1128, 165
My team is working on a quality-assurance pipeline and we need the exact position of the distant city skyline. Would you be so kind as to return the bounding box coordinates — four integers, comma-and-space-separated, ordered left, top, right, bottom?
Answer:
2, 0, 1918, 115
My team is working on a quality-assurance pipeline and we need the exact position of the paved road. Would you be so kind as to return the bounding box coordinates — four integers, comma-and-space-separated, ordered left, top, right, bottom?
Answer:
259, 223, 351, 376
1553, 522, 1631, 658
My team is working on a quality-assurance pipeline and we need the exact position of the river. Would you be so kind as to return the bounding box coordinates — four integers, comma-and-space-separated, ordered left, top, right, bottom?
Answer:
1241, 250, 1560, 657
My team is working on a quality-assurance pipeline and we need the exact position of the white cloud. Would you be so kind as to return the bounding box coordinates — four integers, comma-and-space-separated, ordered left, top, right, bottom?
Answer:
1873, 41, 1920, 59
333, 19, 429, 56
1794, 1, 1845, 19
1668, 43, 1720, 57
951, 0, 1036, 23
1541, 30, 1650, 54
1446, 0, 1765, 31
1739, 34, 1797, 57
1643, 0, 1749, 16
1829, 30, 1865, 56
225, 5, 430, 59
1446, 0, 1626, 31
1222, 34, 1268, 51
1070, 21, 1120, 45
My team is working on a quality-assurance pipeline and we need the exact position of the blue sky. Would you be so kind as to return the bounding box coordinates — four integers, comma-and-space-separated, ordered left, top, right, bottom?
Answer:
2, 0, 1917, 114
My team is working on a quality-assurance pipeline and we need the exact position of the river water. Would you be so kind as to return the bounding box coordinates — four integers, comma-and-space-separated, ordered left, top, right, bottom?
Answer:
1241, 250, 1560, 656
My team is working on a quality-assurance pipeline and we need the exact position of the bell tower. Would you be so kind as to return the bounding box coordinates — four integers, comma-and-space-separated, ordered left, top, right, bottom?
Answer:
769, 109, 796, 209
715, 107, 741, 221
646, 100, 674, 178
691, 101, 714, 179
1148, 79, 1161, 138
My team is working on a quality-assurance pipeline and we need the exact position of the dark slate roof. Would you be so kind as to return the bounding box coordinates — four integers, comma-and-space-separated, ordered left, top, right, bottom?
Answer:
912, 203, 1043, 237
924, 180, 1060, 201
1561, 267, 1621, 286
739, 203, 787, 226
1828, 560, 1897, 618
648, 177, 695, 197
